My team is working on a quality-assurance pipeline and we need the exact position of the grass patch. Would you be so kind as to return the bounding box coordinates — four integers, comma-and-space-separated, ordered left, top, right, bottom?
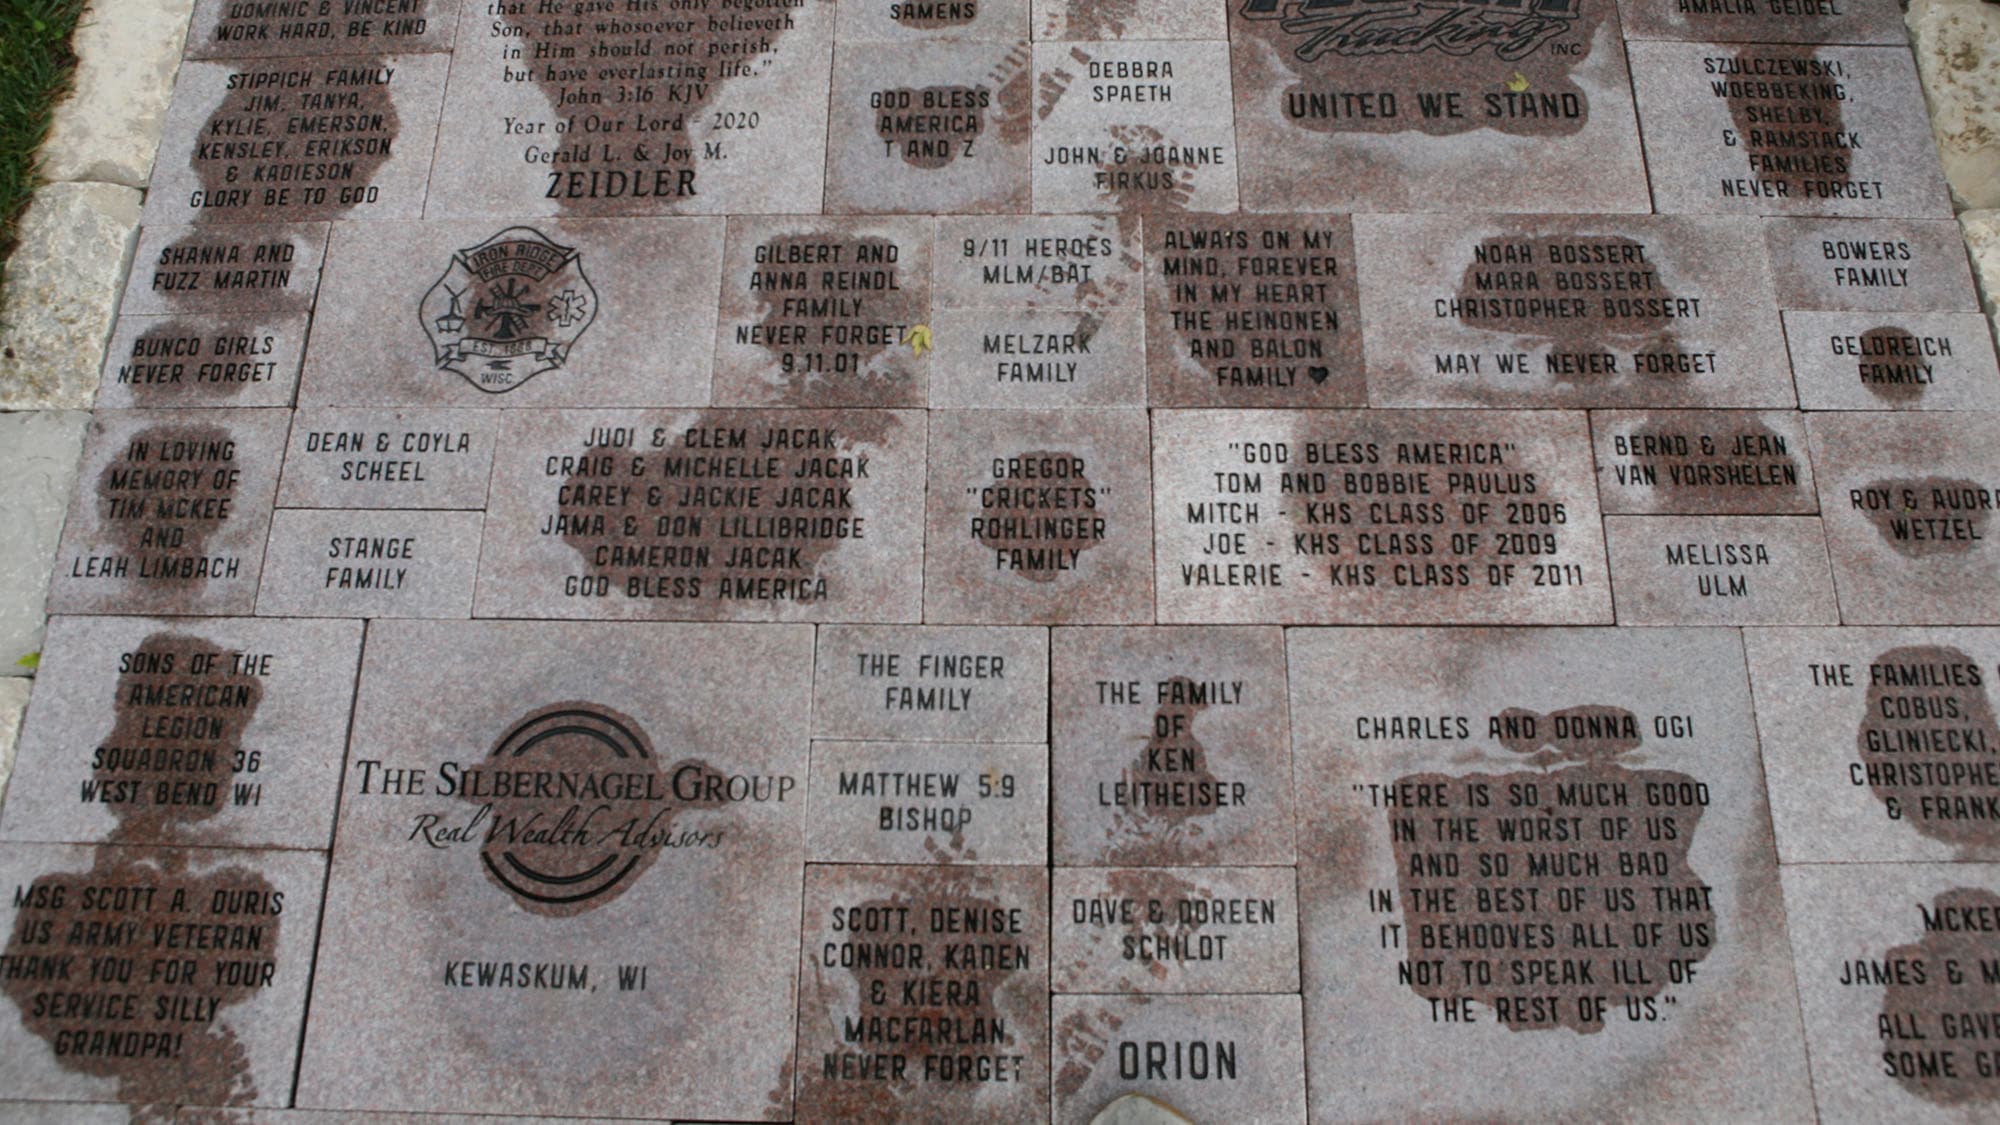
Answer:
0, 0, 88, 301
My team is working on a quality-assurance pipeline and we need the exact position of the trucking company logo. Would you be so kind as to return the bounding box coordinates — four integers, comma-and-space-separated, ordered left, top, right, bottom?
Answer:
1238, 0, 1581, 62
420, 227, 596, 394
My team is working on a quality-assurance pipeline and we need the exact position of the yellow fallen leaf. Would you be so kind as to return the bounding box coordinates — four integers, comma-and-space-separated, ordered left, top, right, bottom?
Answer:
903, 324, 933, 357
1506, 72, 1530, 93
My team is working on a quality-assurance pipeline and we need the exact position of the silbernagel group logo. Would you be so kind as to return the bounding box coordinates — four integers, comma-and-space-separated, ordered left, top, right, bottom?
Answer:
420, 227, 597, 394
1238, 0, 1581, 62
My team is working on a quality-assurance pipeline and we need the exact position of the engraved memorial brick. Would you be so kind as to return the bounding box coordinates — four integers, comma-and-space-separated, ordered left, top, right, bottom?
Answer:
1808, 412, 2000, 624
1288, 627, 1813, 1121
276, 408, 499, 509
1782, 311, 2000, 411
1615, 0, 1906, 44
1052, 626, 1296, 866
806, 740, 1047, 864
933, 214, 1141, 311
121, 224, 328, 317
475, 408, 926, 621
712, 215, 931, 408
1604, 514, 1838, 625
1630, 42, 1952, 218
836, 0, 1027, 41
96, 313, 309, 410
145, 55, 448, 225
1780, 865, 2000, 1122
298, 219, 723, 408
295, 620, 811, 1118
1146, 213, 1361, 408
425, 0, 835, 217
794, 863, 1049, 1120
1051, 865, 1301, 994
184, 0, 460, 57
1034, 0, 1225, 40
254, 508, 482, 618
1744, 626, 2000, 864
1051, 994, 1306, 1125
1153, 409, 1611, 624
1591, 409, 1816, 515
1228, 0, 1649, 213
0, 615, 362, 848
930, 306, 1144, 408
812, 623, 1048, 743
1030, 39, 1239, 216
1353, 214, 1793, 408
824, 38, 1034, 214
1762, 217, 1979, 312
0, 844, 325, 1109
923, 409, 1153, 624
49, 409, 290, 617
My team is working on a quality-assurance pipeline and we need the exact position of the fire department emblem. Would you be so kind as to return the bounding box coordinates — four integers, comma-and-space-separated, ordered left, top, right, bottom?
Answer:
420, 227, 597, 393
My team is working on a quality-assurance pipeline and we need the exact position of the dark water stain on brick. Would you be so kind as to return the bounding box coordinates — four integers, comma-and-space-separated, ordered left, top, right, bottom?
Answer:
1878, 887, 2000, 1106
1101, 678, 1232, 865
499, 5, 799, 214
748, 231, 921, 406
1454, 233, 1689, 390
149, 230, 307, 316
1234, 0, 1603, 138
557, 411, 898, 611
2, 637, 287, 1111
191, 58, 399, 222
1858, 645, 2000, 852
1858, 477, 1992, 558
972, 449, 1105, 585
1625, 416, 1806, 513
1386, 708, 1716, 1033
94, 422, 248, 603
1724, 47, 1853, 200
460, 701, 732, 918
796, 869, 1037, 1119
95, 633, 265, 840
115, 319, 282, 408
1857, 326, 1931, 405
877, 86, 990, 170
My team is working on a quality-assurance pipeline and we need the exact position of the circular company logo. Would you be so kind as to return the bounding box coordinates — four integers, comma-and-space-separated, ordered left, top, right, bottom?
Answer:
469, 702, 667, 915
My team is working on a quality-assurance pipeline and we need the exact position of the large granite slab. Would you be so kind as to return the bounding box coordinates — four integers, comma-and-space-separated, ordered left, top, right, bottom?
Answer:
1604, 515, 1839, 625
0, 843, 325, 1109
254, 507, 483, 618
295, 620, 811, 1118
1051, 994, 1306, 1125
276, 408, 499, 509
1145, 214, 1362, 408
1051, 866, 1301, 994
48, 409, 291, 617
824, 37, 1034, 214
1227, 0, 1649, 213
298, 219, 724, 408
1030, 39, 1240, 216
1782, 864, 2000, 1122
1783, 311, 2000, 411
1051, 626, 1296, 866
425, 0, 836, 217
1288, 627, 1813, 1121
1615, 0, 1907, 43
96, 313, 309, 410
184, 0, 459, 57
806, 740, 1047, 864
1762, 217, 1981, 312
712, 215, 931, 408
0, 615, 361, 848
474, 408, 926, 621
924, 409, 1153, 624
1808, 412, 2000, 624
1353, 214, 1792, 408
1590, 409, 1817, 515
1746, 626, 2000, 864
811, 624, 1048, 743
144, 55, 450, 225
121, 224, 328, 317
1152, 409, 1611, 624
794, 863, 1048, 1121
1630, 42, 1953, 218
